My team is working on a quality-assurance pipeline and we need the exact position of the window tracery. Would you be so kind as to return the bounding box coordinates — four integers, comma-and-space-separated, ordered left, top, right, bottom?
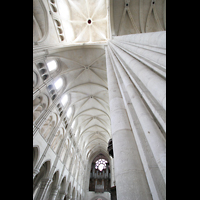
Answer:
95, 159, 108, 171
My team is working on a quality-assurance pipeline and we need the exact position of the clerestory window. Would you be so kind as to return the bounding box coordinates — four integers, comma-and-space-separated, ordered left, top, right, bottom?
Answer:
61, 94, 68, 106
67, 107, 72, 118
47, 60, 57, 72
71, 120, 75, 129
54, 78, 63, 90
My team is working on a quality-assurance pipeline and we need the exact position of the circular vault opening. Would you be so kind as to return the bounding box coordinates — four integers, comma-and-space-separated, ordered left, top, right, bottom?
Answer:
87, 19, 92, 24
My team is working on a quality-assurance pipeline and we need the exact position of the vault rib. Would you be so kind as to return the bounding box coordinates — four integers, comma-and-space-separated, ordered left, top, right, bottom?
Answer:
74, 97, 91, 115
80, 116, 108, 130
91, 0, 103, 19
89, 25, 92, 43
127, 7, 140, 33
86, 137, 108, 147
80, 125, 110, 137
69, 20, 86, 24
93, 96, 109, 106
68, 0, 87, 19
85, 0, 90, 18
70, 91, 89, 96
66, 69, 85, 89
92, 24, 107, 40
145, 0, 164, 32
48, 56, 84, 67
95, 117, 109, 127
81, 117, 93, 129
89, 68, 107, 85
64, 67, 85, 75
73, 108, 110, 121
73, 25, 88, 43
63, 82, 108, 94
93, 90, 108, 96
92, 18, 107, 23
88, 53, 105, 67
117, 7, 126, 35
90, 67, 106, 72
85, 139, 108, 152
93, 97, 108, 111
69, 96, 89, 108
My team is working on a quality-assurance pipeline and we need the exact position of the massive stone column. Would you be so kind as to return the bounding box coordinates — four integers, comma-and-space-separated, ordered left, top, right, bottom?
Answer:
105, 47, 152, 200
34, 178, 53, 200
106, 31, 166, 200
111, 31, 166, 136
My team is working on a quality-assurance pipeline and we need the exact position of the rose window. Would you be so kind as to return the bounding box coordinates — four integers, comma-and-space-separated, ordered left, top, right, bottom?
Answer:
95, 159, 108, 171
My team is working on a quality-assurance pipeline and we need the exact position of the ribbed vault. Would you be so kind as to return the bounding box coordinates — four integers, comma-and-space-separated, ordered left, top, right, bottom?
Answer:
33, 0, 166, 198
56, 0, 110, 44
51, 46, 110, 159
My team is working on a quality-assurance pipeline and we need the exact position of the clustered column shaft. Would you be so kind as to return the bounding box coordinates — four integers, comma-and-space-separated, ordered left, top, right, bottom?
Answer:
105, 31, 166, 200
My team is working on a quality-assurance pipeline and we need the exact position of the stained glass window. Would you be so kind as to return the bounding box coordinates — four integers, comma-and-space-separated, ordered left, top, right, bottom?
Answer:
95, 159, 108, 171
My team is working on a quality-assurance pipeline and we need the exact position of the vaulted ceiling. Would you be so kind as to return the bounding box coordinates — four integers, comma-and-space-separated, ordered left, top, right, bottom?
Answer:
50, 46, 110, 159
33, 0, 166, 161
54, 0, 110, 44
111, 0, 166, 36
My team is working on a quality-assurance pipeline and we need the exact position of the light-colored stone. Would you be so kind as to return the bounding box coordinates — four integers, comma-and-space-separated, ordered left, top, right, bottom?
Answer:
33, 1, 166, 199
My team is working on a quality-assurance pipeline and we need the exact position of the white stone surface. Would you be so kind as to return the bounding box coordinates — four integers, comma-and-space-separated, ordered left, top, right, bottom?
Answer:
33, 0, 166, 199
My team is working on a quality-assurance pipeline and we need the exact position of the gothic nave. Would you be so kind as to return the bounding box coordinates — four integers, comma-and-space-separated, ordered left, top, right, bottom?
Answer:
33, 0, 166, 199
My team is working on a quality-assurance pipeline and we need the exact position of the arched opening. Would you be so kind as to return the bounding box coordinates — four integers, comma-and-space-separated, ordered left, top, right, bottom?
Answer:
67, 182, 71, 197
45, 170, 59, 199
59, 176, 67, 197
72, 187, 76, 199
89, 154, 110, 193
33, 161, 51, 198
33, 147, 39, 168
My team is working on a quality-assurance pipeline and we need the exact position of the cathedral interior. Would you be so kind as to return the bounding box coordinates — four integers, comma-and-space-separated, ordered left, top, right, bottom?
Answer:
33, 0, 166, 199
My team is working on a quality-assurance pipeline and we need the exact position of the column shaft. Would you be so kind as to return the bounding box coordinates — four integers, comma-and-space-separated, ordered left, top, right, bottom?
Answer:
34, 178, 52, 200
108, 43, 166, 182
110, 33, 166, 111
105, 47, 152, 200
108, 43, 166, 199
